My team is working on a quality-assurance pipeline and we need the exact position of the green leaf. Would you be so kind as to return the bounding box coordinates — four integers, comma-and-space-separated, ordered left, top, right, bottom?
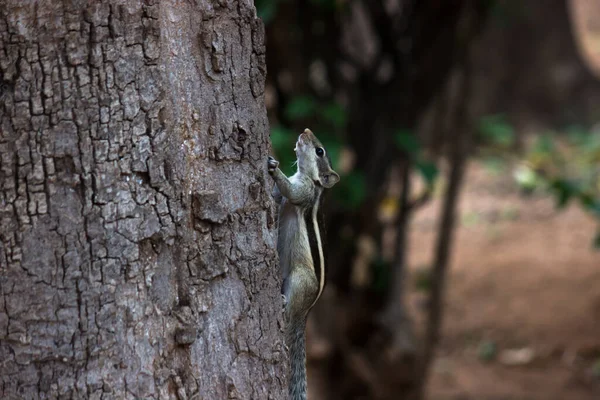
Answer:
513, 165, 539, 191
255, 0, 279, 24
566, 126, 587, 146
583, 132, 600, 157
335, 171, 366, 210
578, 193, 595, 209
415, 160, 439, 186
394, 130, 420, 156
594, 231, 600, 250
551, 179, 578, 209
284, 96, 317, 121
321, 103, 347, 130
478, 341, 497, 362
587, 200, 600, 218
532, 134, 555, 154
478, 114, 515, 147
270, 126, 294, 151
483, 156, 506, 175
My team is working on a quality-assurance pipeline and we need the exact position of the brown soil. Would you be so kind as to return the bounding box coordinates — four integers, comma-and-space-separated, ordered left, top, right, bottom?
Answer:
408, 161, 600, 400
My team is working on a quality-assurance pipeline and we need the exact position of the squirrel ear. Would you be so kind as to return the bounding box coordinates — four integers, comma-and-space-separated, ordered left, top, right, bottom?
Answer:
320, 170, 340, 188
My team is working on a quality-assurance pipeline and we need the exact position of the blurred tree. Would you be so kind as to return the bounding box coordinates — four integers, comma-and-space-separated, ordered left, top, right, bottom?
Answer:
261, 0, 491, 398
0, 1, 286, 398
568, 0, 600, 79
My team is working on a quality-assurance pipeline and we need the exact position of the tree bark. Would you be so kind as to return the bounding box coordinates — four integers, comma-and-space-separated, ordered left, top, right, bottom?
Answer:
0, 1, 286, 399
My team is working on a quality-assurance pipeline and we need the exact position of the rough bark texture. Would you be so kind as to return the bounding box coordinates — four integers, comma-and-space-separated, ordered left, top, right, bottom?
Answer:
0, 1, 287, 399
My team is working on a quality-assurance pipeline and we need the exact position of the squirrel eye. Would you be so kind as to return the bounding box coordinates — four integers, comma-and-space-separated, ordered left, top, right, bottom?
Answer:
315, 147, 324, 157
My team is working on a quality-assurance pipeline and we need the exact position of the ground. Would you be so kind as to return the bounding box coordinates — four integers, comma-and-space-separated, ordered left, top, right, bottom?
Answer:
409, 160, 600, 400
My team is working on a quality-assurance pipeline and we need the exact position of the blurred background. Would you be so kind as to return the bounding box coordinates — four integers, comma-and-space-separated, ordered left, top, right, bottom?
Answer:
260, 0, 600, 399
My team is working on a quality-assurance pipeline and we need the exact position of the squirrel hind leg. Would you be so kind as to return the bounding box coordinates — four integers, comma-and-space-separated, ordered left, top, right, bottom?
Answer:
283, 267, 318, 322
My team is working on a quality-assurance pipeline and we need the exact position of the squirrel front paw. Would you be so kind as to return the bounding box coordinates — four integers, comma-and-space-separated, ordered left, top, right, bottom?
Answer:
267, 156, 279, 174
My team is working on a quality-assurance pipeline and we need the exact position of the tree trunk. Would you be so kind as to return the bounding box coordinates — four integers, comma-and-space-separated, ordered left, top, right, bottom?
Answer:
0, 1, 286, 399
415, 6, 479, 396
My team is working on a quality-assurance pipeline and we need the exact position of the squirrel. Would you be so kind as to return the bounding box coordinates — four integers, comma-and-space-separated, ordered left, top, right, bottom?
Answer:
268, 128, 340, 400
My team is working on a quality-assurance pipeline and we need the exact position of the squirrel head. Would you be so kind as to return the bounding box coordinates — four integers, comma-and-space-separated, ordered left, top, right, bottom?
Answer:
295, 129, 340, 189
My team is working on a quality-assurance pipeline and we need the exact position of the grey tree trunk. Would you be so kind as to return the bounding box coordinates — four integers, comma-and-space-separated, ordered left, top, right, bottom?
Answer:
0, 1, 287, 399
